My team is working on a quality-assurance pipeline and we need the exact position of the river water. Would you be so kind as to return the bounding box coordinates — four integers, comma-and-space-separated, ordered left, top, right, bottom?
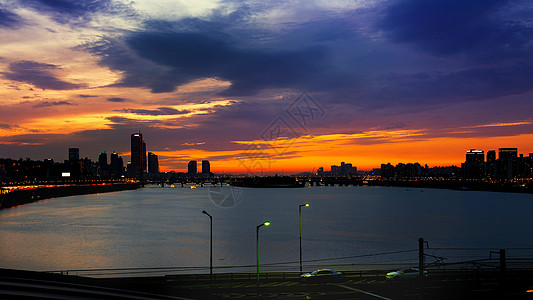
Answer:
0, 185, 532, 274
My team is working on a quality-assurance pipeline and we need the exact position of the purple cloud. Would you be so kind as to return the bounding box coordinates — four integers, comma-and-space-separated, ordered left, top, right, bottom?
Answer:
118, 107, 191, 116
32, 101, 76, 108
3, 61, 84, 90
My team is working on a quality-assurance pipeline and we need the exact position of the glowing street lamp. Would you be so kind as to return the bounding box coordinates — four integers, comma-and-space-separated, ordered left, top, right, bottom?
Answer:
256, 221, 271, 288
299, 203, 309, 272
202, 210, 213, 279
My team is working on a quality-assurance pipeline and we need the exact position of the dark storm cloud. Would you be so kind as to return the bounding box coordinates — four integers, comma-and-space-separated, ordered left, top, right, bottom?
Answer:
32, 101, 76, 108
0, 6, 23, 28
81, 0, 533, 111
369, 64, 533, 103
90, 30, 329, 95
118, 107, 191, 116
379, 0, 532, 57
2, 61, 84, 90
363, 0, 533, 105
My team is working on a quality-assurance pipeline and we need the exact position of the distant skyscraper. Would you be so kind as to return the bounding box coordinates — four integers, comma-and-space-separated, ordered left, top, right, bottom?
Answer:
188, 160, 197, 174
201, 160, 210, 174
499, 148, 518, 160
486, 150, 496, 178
148, 152, 159, 174
110, 151, 123, 177
68, 148, 79, 163
142, 142, 147, 173
130, 132, 144, 178
381, 163, 395, 179
498, 148, 518, 179
98, 151, 107, 166
98, 151, 108, 177
464, 149, 484, 178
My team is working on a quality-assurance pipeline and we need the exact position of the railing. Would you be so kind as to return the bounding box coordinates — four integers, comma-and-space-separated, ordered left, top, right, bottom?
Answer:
47, 258, 533, 279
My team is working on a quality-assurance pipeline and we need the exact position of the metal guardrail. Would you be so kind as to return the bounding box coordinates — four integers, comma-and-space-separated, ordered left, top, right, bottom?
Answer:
47, 258, 533, 280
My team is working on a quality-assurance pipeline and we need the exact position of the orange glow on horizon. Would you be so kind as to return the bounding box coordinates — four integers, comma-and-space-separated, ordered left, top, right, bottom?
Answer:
155, 133, 533, 173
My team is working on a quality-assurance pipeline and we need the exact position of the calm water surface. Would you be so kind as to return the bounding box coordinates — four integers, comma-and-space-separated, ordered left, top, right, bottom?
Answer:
0, 185, 532, 272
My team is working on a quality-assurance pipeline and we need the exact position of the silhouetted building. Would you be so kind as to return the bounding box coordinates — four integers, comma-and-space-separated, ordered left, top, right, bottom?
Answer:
201, 160, 210, 174
130, 132, 144, 178
98, 151, 109, 177
148, 152, 159, 174
142, 142, 147, 173
464, 149, 484, 178
498, 148, 517, 179
529, 153, 533, 177
342, 162, 357, 176
317, 167, 324, 176
69, 148, 79, 163
517, 154, 531, 178
330, 165, 340, 176
98, 152, 107, 166
188, 160, 197, 175
329, 162, 357, 176
486, 150, 496, 178
381, 163, 395, 179
110, 151, 123, 177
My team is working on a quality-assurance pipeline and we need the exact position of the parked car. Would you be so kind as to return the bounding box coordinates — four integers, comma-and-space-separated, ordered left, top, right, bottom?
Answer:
386, 268, 427, 279
300, 269, 343, 282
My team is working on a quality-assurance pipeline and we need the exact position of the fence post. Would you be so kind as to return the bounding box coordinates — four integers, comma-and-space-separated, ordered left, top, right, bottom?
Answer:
499, 249, 506, 277
418, 238, 425, 279
419, 237, 425, 300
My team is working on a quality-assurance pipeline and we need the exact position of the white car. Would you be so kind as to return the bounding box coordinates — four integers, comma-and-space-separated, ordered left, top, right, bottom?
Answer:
386, 268, 427, 279
300, 269, 343, 282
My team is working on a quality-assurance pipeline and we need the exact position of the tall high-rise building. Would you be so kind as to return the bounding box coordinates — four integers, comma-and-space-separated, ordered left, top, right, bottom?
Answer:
486, 150, 496, 178
201, 160, 210, 174
110, 151, 123, 177
68, 148, 79, 163
498, 148, 518, 179
142, 142, 147, 173
464, 149, 484, 178
130, 132, 144, 178
188, 160, 197, 174
98, 151, 108, 177
148, 152, 159, 174
98, 152, 107, 166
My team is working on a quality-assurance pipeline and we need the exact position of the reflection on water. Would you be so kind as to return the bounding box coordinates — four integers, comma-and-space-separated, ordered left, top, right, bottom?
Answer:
0, 186, 532, 272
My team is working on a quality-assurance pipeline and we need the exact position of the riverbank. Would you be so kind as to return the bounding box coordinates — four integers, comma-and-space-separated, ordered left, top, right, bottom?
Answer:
0, 182, 141, 209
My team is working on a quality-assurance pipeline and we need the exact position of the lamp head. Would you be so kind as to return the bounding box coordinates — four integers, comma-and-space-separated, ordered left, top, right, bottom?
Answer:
264, 221, 271, 226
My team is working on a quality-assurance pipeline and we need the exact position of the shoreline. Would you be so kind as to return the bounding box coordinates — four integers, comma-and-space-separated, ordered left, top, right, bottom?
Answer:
0, 182, 141, 209
300, 178, 533, 194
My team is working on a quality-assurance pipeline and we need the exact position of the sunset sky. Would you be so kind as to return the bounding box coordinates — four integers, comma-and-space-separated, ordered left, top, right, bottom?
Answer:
1, 0, 533, 174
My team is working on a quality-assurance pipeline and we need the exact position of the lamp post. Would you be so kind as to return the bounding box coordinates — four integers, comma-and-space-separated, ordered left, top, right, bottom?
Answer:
299, 203, 309, 272
256, 221, 270, 287
202, 210, 213, 279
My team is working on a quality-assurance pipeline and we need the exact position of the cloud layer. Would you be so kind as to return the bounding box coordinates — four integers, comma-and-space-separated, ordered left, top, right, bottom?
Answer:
1, 0, 532, 171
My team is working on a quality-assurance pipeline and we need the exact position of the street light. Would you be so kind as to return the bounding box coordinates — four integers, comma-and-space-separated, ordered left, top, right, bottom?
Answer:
299, 203, 309, 272
256, 221, 271, 288
202, 210, 213, 279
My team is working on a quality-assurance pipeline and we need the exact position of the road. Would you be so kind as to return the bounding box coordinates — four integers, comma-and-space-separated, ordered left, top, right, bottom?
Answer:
2, 268, 533, 299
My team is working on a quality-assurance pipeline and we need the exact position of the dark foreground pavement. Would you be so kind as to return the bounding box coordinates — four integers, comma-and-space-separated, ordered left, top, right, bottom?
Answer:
2, 268, 533, 299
